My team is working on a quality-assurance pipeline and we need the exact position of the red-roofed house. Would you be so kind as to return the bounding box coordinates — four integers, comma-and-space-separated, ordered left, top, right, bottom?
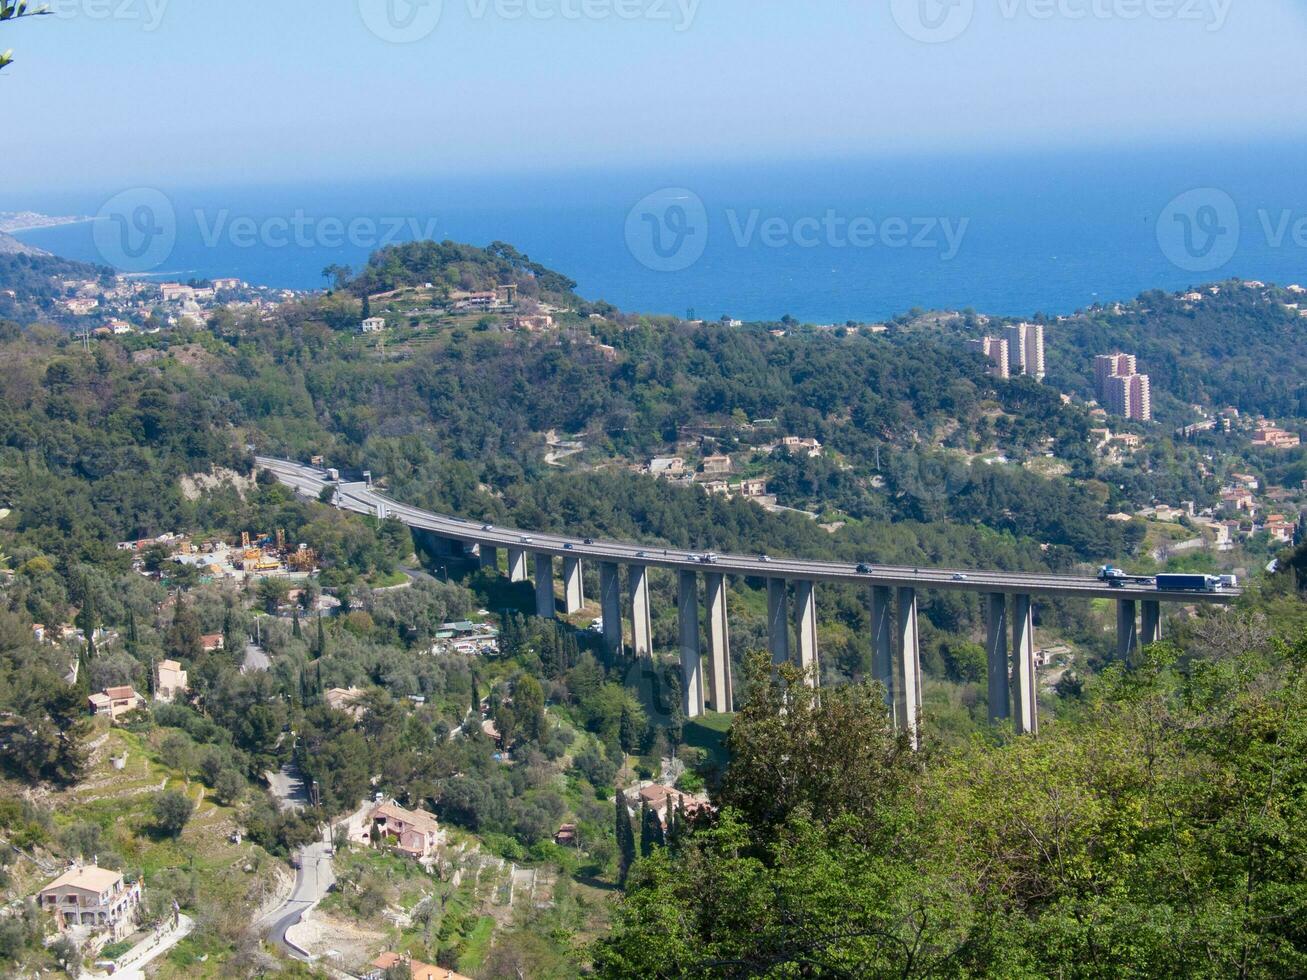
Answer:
38, 864, 141, 938
88, 686, 146, 721
367, 952, 472, 980
369, 801, 441, 859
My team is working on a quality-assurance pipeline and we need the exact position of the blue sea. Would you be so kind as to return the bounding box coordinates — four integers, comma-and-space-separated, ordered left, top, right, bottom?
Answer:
10, 142, 1307, 323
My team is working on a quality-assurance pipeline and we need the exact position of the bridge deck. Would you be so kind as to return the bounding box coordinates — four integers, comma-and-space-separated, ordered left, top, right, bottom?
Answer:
258, 458, 1239, 604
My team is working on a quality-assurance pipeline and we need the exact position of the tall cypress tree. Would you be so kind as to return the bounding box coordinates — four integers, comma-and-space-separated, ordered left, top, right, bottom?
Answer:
615, 792, 637, 887
639, 801, 664, 858
292, 609, 302, 640
316, 614, 326, 658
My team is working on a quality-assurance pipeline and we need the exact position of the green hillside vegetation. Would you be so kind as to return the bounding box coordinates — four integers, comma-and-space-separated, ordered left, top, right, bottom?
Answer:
596, 571, 1307, 978
1042, 281, 1307, 421
348, 240, 580, 305
1, 245, 1304, 975
0, 719, 290, 977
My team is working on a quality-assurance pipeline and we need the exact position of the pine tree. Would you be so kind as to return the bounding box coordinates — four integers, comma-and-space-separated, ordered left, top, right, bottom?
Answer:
615, 791, 637, 887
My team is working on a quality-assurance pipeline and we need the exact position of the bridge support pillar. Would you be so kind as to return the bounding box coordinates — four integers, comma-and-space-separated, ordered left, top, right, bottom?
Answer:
1140, 600, 1162, 647
897, 587, 921, 748
677, 572, 705, 719
629, 565, 652, 658
986, 593, 1011, 725
1013, 594, 1038, 735
871, 586, 895, 721
1116, 598, 1138, 661
508, 548, 528, 583
534, 554, 555, 619
767, 579, 790, 666
480, 544, 499, 571
599, 562, 623, 657
794, 580, 818, 686
705, 572, 732, 712
563, 556, 585, 614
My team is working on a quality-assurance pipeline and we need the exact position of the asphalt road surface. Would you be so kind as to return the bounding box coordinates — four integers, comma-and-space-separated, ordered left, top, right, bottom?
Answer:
257, 456, 1238, 605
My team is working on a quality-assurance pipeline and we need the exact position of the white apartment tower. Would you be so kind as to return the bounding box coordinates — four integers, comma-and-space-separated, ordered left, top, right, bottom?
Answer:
1004, 322, 1046, 380
967, 336, 1010, 379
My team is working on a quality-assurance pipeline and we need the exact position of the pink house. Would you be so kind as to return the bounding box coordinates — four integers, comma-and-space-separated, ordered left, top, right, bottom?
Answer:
370, 801, 440, 859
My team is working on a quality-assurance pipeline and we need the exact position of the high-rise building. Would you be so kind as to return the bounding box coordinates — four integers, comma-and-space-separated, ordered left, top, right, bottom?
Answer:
1105, 370, 1152, 421
967, 336, 1010, 379
1095, 352, 1151, 421
1094, 353, 1136, 399
1003, 322, 1046, 380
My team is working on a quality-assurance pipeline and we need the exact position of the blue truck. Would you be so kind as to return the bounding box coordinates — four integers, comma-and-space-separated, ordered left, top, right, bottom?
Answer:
1155, 574, 1237, 593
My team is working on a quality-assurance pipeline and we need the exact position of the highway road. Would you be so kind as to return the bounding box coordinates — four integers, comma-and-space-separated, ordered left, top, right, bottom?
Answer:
257, 457, 1239, 605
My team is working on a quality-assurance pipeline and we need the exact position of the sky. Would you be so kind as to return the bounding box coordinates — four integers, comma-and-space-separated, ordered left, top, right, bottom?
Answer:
3, 0, 1307, 195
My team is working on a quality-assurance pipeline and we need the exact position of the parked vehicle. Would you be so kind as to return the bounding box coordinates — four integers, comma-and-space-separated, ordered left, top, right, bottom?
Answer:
700, 553, 719, 564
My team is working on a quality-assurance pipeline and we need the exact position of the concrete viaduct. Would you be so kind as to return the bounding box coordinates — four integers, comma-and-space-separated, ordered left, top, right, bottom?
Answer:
258, 458, 1239, 746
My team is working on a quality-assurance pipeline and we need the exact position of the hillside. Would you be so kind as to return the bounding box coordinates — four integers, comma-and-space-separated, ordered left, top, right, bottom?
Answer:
347, 239, 581, 307
0, 230, 48, 257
